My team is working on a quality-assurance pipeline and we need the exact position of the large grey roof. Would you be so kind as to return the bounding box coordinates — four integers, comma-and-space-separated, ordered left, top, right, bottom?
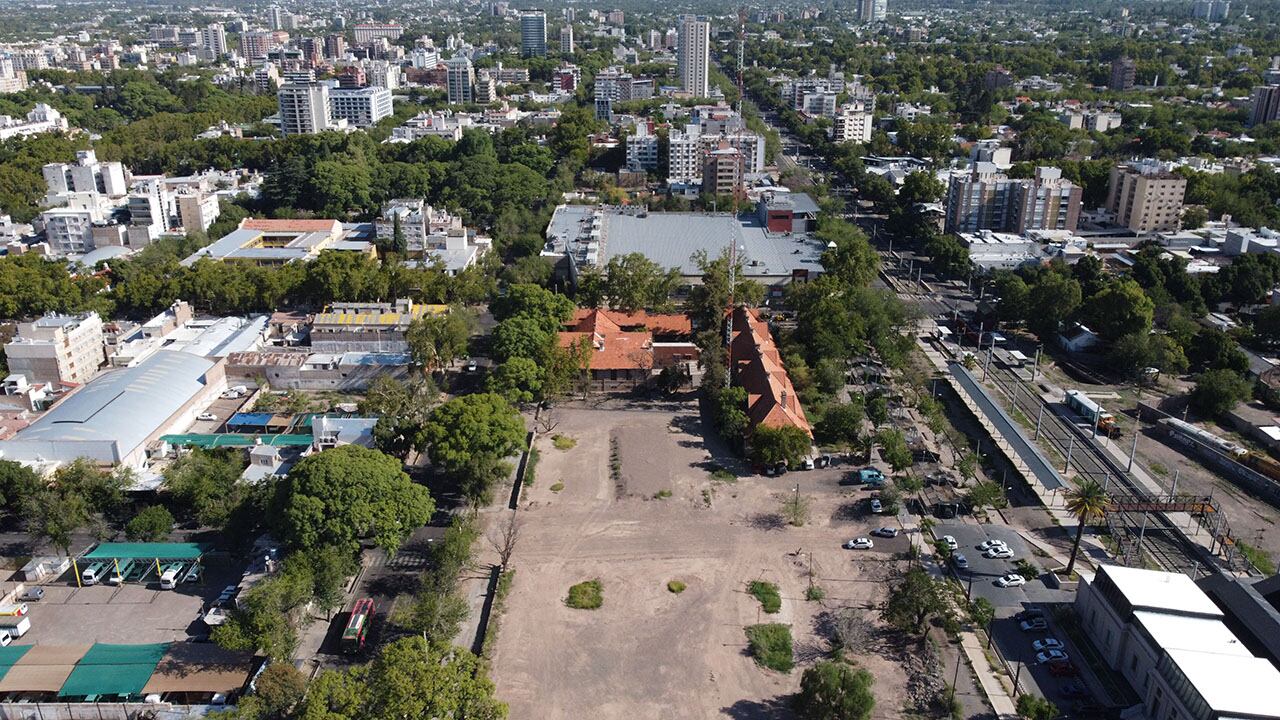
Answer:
544, 205, 826, 279
0, 350, 216, 464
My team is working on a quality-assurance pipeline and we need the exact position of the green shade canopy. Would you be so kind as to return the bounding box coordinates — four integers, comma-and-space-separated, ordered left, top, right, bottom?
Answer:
58, 643, 169, 698
82, 543, 207, 561
161, 433, 314, 448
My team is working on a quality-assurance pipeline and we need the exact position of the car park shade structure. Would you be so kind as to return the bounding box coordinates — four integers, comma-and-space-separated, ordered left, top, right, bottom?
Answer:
58, 643, 169, 697
0, 645, 89, 694
81, 543, 207, 562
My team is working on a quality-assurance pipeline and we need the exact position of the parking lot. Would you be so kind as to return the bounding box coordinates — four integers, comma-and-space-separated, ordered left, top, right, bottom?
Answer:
188, 390, 253, 433
10, 566, 242, 646
933, 522, 1072, 608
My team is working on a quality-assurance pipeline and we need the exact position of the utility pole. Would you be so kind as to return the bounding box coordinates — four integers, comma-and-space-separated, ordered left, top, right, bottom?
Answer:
1064, 436, 1074, 474
1127, 420, 1140, 472
724, 236, 738, 389
1034, 403, 1044, 440
1031, 345, 1041, 381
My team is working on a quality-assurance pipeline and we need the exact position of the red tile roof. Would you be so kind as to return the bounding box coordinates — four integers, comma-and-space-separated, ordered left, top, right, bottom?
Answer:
566, 308, 691, 336
730, 306, 811, 437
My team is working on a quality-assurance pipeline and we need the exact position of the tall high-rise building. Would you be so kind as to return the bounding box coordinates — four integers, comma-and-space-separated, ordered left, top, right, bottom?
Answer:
1192, 0, 1231, 21
1106, 160, 1187, 233
520, 10, 547, 58
240, 30, 276, 60
445, 56, 475, 104
353, 23, 404, 44
200, 23, 227, 56
857, 0, 888, 23
677, 14, 710, 98
277, 82, 334, 135
1249, 85, 1280, 127
560, 25, 574, 54
945, 164, 1082, 234
330, 87, 393, 127
1110, 56, 1136, 91
324, 34, 347, 59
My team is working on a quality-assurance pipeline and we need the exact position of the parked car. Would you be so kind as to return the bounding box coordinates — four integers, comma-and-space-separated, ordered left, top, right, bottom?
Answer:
465, 358, 478, 372
871, 527, 899, 538
1036, 649, 1069, 664
1032, 638, 1064, 652
952, 554, 969, 569
844, 537, 874, 550
1020, 618, 1048, 632
815, 455, 834, 468
18, 588, 43, 602
941, 535, 958, 550
1059, 682, 1088, 700
978, 539, 1009, 551
870, 499, 883, 513
800, 457, 815, 470
1048, 660, 1079, 677
1015, 608, 1045, 622
197, 412, 217, 422
984, 548, 1015, 559
996, 574, 1027, 588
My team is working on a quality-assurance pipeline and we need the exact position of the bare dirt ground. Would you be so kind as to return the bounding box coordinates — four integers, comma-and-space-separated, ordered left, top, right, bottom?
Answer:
489, 402, 918, 720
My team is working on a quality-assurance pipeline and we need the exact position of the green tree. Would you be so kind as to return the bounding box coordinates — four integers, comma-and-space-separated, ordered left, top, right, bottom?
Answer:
272, 446, 435, 555
601, 252, 680, 313
814, 401, 865, 450
0, 459, 41, 516
125, 505, 173, 542
1016, 694, 1060, 720
967, 481, 1008, 511
490, 283, 575, 333
486, 357, 544, 405
406, 309, 474, 375
794, 660, 876, 720
1084, 279, 1154, 341
1027, 272, 1082, 339
750, 425, 813, 467
491, 315, 553, 364
1064, 479, 1110, 578
298, 637, 507, 720
877, 428, 913, 473
163, 448, 250, 529
250, 662, 308, 720
1189, 369, 1252, 418
882, 566, 950, 637
420, 393, 527, 474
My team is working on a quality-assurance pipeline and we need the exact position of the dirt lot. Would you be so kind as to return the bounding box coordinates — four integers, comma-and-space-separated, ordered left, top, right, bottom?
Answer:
490, 402, 918, 720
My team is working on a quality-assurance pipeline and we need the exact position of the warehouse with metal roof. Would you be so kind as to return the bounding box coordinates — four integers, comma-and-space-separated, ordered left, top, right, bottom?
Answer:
0, 350, 227, 469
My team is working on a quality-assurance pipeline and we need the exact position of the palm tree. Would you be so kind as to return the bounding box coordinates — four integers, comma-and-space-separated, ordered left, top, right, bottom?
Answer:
1064, 479, 1110, 577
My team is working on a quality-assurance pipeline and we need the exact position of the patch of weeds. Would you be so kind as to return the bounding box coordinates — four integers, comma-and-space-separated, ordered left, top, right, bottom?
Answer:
565, 579, 603, 609
1239, 541, 1277, 575
1013, 558, 1039, 580
711, 468, 737, 483
744, 623, 793, 672
550, 481, 565, 493
552, 434, 576, 451
1149, 462, 1169, 477
805, 585, 825, 601
609, 436, 622, 485
523, 446, 540, 488
748, 580, 782, 613
701, 488, 713, 507
654, 489, 673, 499
667, 580, 686, 594
481, 569, 516, 659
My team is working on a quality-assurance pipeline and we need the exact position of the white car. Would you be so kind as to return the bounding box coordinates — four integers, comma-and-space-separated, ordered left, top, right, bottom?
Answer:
871, 527, 900, 538
870, 499, 883, 513
1020, 618, 1048, 632
996, 574, 1027, 588
1037, 649, 1069, 664
197, 412, 217, 422
1033, 638, 1064, 652
978, 539, 1009, 551
984, 548, 1015, 559
844, 537, 874, 550
941, 535, 958, 550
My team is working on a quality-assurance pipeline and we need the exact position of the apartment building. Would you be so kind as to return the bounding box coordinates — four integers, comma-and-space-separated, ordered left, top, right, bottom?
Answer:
520, 9, 547, 58
4, 312, 106, 386
676, 15, 710, 98
310, 299, 444, 353
832, 104, 873, 143
1107, 160, 1187, 233
560, 25, 574, 54
626, 124, 659, 170
445, 56, 475, 104
1110, 56, 1137, 91
330, 86, 392, 128
1249, 85, 1280, 127
702, 144, 745, 199
667, 125, 766, 185
177, 191, 221, 233
277, 82, 334, 135
945, 163, 1082, 234
43, 150, 127, 199
352, 23, 403, 44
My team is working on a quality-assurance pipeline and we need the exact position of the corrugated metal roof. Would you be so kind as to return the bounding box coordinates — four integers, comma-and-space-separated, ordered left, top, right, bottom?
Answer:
0, 350, 215, 463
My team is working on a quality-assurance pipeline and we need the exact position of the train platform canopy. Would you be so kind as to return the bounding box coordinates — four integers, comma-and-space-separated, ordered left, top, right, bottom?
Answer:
161, 433, 314, 448
82, 543, 208, 561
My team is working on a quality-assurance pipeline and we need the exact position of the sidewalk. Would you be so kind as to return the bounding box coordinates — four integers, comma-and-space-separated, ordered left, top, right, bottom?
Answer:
959, 632, 1019, 719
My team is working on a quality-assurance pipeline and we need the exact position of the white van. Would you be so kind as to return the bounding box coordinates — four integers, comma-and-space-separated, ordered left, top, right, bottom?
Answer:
0, 615, 31, 638
159, 563, 184, 590
81, 562, 106, 586
108, 560, 135, 586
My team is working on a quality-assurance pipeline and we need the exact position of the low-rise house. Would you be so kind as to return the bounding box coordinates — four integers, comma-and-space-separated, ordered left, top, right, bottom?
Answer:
558, 309, 699, 389
730, 306, 811, 438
